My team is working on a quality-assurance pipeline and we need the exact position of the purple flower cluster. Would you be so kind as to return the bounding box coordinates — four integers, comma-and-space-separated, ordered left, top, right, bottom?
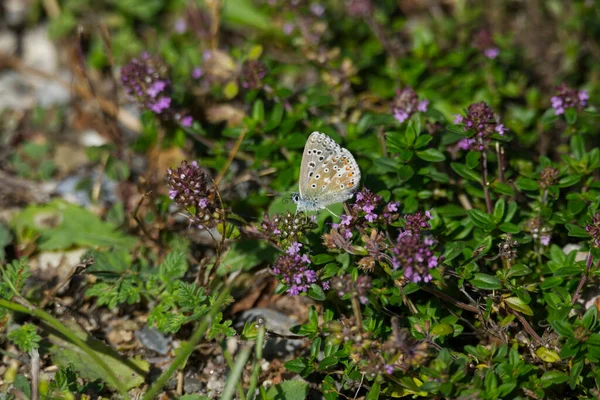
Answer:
454, 102, 506, 152
273, 242, 328, 295
391, 87, 429, 123
120, 53, 193, 126
240, 60, 268, 90
392, 231, 438, 283
346, 188, 399, 226
551, 83, 589, 116
331, 274, 372, 304
473, 29, 500, 60
403, 210, 432, 234
586, 213, 600, 249
260, 212, 317, 248
166, 160, 222, 229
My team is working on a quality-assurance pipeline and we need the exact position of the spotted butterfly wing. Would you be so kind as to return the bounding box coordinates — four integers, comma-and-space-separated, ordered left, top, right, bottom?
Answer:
297, 132, 361, 211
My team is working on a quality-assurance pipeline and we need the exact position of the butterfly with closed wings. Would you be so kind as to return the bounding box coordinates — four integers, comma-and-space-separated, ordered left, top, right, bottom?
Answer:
291, 132, 361, 213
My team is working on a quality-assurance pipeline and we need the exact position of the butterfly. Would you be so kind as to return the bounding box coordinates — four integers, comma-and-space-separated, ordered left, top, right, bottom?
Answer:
291, 132, 361, 213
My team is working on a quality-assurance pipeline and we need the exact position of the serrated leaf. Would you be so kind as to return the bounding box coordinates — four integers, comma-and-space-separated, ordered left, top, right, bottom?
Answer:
11, 200, 136, 251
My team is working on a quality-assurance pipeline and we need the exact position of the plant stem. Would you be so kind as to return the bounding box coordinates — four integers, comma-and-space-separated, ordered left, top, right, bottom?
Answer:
142, 288, 230, 400
0, 298, 130, 398
481, 151, 493, 214
223, 348, 247, 400
350, 295, 364, 332
246, 323, 267, 400
572, 251, 594, 306
496, 142, 505, 183
221, 345, 252, 400
30, 348, 39, 400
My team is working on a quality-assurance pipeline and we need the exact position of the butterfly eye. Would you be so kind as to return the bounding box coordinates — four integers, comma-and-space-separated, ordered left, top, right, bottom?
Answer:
311, 184, 317, 188
324, 168, 329, 172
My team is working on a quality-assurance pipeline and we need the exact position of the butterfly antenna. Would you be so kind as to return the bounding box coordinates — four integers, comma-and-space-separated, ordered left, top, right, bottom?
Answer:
324, 207, 339, 218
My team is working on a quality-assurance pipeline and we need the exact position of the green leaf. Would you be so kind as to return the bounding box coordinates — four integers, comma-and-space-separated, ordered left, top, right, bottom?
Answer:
514, 177, 539, 191
252, 99, 265, 121
223, 81, 239, 99
451, 163, 480, 182
540, 370, 569, 387
265, 102, 284, 131
317, 356, 339, 370
159, 252, 188, 285
470, 273, 502, 290
11, 200, 136, 251
308, 284, 326, 301
571, 135, 586, 160
47, 320, 149, 390
564, 108, 577, 125
552, 320, 574, 337
569, 360, 584, 389
8, 323, 41, 352
416, 148, 446, 162
467, 209, 496, 231
431, 323, 454, 337
536, 347, 561, 363
265, 379, 309, 400
218, 240, 278, 275
498, 222, 519, 233
466, 151, 481, 169
566, 224, 590, 238
506, 264, 531, 278
414, 134, 433, 149
493, 198, 505, 223
504, 297, 533, 316
284, 358, 309, 374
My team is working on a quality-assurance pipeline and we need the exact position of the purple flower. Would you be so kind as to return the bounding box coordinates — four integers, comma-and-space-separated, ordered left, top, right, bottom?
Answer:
540, 235, 551, 246
274, 247, 326, 296
174, 18, 187, 33
310, 3, 325, 16
387, 202, 398, 212
283, 23, 294, 35
454, 114, 463, 124
551, 83, 589, 116
192, 67, 203, 79
384, 364, 395, 374
169, 189, 178, 199
454, 102, 505, 152
457, 138, 470, 150
147, 81, 167, 98
198, 198, 208, 208
287, 242, 303, 255
322, 280, 330, 290
483, 47, 499, 59
495, 124, 507, 135
149, 96, 171, 114
180, 116, 193, 127
391, 87, 428, 124
365, 212, 377, 222
341, 214, 353, 226
393, 109, 409, 123
417, 100, 429, 112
